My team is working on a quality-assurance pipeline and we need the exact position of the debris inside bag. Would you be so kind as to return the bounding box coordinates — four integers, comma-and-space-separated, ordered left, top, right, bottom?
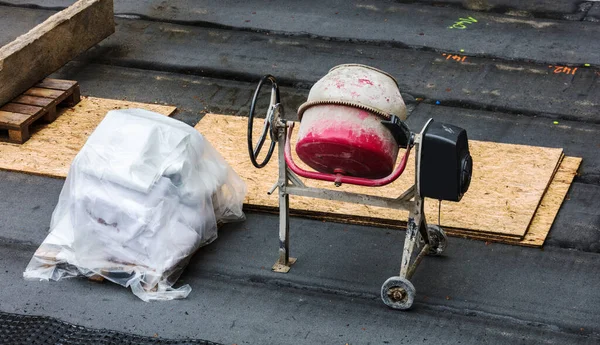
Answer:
23, 109, 247, 301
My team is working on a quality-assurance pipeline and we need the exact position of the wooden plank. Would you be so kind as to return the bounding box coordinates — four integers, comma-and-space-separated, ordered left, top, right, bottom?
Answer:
12, 95, 55, 108
0, 0, 115, 106
0, 103, 43, 116
0, 96, 176, 177
195, 114, 564, 239
24, 88, 64, 99
36, 79, 78, 91
0, 111, 30, 129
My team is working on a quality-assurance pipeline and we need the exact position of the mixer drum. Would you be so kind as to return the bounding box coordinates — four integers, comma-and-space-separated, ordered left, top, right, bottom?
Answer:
296, 105, 399, 178
296, 64, 408, 179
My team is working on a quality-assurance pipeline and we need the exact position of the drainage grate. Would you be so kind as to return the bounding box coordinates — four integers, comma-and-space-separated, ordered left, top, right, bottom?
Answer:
0, 311, 222, 345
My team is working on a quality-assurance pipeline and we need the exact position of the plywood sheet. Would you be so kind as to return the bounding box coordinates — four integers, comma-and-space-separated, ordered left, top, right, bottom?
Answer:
0, 96, 176, 178
239, 158, 579, 247
195, 114, 565, 239
518, 156, 581, 246
0, 110, 576, 247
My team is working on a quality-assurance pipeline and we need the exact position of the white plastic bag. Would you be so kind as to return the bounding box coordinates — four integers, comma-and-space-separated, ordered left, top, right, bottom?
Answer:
23, 109, 246, 301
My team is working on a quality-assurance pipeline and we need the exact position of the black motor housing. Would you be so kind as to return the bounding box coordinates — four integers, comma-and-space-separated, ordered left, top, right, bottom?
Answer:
418, 120, 472, 202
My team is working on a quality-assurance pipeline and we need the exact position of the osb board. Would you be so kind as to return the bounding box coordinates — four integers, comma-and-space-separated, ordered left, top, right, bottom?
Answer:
517, 156, 581, 246
238, 157, 580, 247
196, 114, 565, 239
0, 96, 176, 178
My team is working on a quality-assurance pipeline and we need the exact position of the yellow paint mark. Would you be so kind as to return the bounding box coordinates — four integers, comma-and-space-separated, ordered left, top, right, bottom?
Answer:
448, 16, 478, 29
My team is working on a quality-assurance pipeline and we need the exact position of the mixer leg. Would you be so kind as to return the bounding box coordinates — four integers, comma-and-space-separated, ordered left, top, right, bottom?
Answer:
273, 122, 296, 273
399, 197, 425, 279
381, 197, 426, 310
272, 183, 296, 273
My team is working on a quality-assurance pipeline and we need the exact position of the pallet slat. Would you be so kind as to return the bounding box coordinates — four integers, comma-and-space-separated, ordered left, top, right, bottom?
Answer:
13, 95, 55, 108
0, 103, 43, 116
36, 79, 77, 91
24, 88, 64, 99
0, 111, 30, 129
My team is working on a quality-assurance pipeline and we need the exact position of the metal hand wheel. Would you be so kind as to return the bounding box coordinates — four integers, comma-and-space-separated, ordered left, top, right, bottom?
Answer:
248, 74, 281, 168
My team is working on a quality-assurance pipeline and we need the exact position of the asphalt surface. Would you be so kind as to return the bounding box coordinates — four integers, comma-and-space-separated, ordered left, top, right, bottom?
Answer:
0, 1, 599, 344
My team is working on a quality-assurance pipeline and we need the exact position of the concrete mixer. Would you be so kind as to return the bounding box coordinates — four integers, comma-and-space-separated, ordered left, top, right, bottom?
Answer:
247, 64, 473, 310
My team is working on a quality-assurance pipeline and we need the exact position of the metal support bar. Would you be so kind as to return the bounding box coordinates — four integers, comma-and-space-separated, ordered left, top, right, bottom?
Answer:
286, 185, 413, 211
267, 182, 279, 195
418, 211, 431, 245
286, 168, 306, 187
405, 244, 430, 280
396, 185, 415, 202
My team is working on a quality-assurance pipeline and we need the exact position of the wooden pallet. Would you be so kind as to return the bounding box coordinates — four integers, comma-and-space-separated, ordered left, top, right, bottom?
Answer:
0, 79, 80, 144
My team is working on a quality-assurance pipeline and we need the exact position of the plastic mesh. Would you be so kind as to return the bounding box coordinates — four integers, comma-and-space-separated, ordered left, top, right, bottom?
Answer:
0, 311, 222, 345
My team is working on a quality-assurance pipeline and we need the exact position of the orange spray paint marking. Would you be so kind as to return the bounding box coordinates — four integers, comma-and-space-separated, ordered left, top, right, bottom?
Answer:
442, 53, 467, 62
548, 65, 578, 75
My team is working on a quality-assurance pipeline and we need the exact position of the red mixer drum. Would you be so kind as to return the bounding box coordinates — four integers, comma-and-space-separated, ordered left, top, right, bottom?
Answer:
296, 64, 408, 179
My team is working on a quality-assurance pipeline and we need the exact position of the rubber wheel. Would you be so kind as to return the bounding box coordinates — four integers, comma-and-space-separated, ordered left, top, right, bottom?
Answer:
427, 224, 448, 256
380, 276, 416, 310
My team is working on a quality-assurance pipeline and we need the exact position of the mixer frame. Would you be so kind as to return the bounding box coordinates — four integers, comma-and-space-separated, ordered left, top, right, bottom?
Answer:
248, 76, 447, 310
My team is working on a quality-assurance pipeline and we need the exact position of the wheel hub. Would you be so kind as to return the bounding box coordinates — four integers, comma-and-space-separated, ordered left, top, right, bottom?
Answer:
388, 287, 406, 302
